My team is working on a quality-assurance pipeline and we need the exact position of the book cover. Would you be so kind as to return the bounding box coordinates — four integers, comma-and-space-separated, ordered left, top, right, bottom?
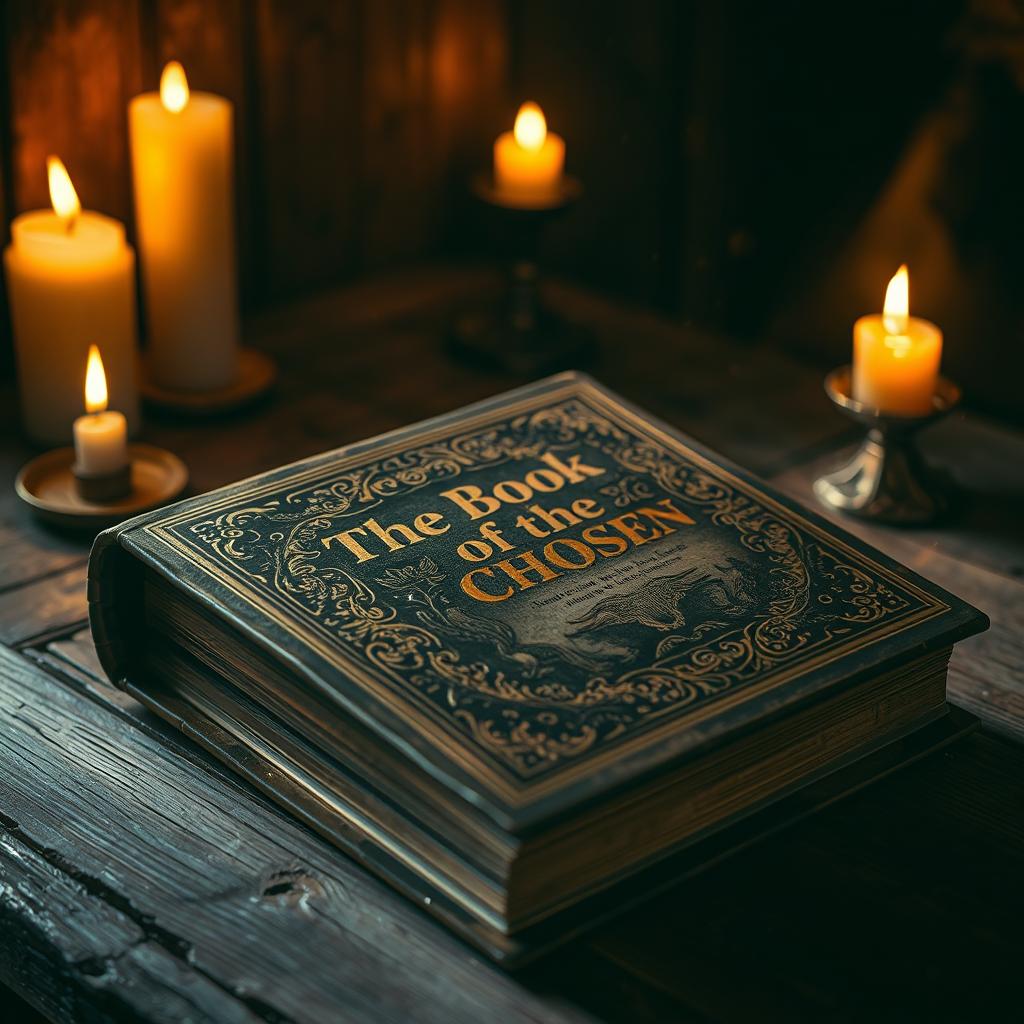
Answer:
89, 372, 987, 833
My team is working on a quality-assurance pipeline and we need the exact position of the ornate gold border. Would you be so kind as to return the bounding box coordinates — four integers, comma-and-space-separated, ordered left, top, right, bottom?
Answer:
145, 380, 948, 808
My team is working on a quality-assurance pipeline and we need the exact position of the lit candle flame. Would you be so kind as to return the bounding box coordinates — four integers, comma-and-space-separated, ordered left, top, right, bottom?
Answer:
514, 102, 547, 152
883, 264, 910, 336
46, 155, 80, 231
160, 61, 190, 113
84, 344, 109, 414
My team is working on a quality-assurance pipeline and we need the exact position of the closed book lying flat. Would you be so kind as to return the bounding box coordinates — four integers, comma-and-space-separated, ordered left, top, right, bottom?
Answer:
89, 372, 987, 963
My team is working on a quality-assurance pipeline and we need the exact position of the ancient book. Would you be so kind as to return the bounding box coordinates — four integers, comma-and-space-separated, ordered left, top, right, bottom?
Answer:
89, 372, 987, 964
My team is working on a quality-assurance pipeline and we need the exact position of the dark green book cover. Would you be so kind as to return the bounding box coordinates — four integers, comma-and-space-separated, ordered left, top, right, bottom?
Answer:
90, 372, 987, 833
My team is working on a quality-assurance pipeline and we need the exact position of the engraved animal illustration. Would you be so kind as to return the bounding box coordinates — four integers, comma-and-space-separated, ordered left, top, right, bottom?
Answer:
568, 567, 713, 635
693, 557, 759, 615
568, 559, 760, 637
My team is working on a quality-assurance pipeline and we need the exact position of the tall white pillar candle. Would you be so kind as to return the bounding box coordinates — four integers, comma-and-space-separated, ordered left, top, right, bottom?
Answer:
128, 61, 239, 392
4, 157, 139, 445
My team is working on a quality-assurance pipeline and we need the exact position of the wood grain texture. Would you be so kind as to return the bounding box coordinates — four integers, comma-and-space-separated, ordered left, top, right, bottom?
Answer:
5, 0, 143, 224
0, 830, 261, 1024
0, 268, 1021, 1022
250, 0, 362, 299
0, 645, 598, 1024
0, 562, 87, 647
0, 419, 88, 591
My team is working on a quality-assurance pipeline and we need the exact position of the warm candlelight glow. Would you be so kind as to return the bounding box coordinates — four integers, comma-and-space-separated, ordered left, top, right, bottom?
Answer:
160, 61, 190, 113
853, 263, 942, 414
84, 344, 109, 414
882, 264, 910, 338
513, 102, 547, 152
46, 156, 80, 229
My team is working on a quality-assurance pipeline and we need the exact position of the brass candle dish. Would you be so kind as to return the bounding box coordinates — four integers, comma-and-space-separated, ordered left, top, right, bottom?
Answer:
16, 444, 188, 533
814, 366, 960, 525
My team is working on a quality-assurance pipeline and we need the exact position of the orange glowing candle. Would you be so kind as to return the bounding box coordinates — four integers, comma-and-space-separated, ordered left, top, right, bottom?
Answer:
493, 101, 565, 205
852, 265, 943, 415
3, 157, 139, 445
129, 61, 239, 392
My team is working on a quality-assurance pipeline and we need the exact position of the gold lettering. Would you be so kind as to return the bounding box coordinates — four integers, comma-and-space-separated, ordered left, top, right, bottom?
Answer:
493, 479, 534, 504
544, 538, 596, 570
494, 550, 561, 590
439, 485, 500, 519
581, 523, 629, 557
457, 539, 493, 562
607, 512, 663, 546
320, 526, 377, 563
538, 451, 605, 484
525, 467, 565, 493
528, 502, 580, 533
572, 497, 605, 519
414, 511, 450, 536
461, 568, 513, 602
635, 498, 695, 534
364, 517, 422, 553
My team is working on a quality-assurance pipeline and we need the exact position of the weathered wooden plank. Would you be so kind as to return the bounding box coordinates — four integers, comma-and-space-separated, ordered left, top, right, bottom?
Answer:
0, 562, 88, 647
0, 645, 601, 1024
0, 381, 91, 596
0, 830, 261, 1024
588, 731, 1024, 1022
5, 0, 143, 224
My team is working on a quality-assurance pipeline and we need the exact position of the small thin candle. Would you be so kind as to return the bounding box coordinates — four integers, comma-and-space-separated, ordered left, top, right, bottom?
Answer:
73, 345, 128, 477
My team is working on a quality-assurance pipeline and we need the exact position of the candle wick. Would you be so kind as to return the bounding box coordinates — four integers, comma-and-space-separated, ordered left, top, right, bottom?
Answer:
64, 213, 78, 235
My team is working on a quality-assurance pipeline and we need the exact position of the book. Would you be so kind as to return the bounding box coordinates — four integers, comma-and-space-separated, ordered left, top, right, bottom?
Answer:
89, 372, 987, 963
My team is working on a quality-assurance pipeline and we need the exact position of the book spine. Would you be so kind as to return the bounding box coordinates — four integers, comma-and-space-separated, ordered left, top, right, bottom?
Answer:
88, 526, 141, 690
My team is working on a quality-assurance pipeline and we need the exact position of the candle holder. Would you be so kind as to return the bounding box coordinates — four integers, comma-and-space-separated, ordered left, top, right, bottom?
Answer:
16, 444, 188, 533
450, 174, 593, 375
73, 462, 133, 503
813, 366, 960, 525
141, 348, 276, 417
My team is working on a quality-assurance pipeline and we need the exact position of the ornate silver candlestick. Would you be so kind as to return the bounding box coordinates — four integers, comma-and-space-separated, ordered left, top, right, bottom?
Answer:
814, 366, 960, 525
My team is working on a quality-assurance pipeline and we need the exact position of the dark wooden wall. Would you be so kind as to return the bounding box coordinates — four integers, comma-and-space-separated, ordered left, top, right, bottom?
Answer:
3, 0, 1021, 421
0, 0, 509, 314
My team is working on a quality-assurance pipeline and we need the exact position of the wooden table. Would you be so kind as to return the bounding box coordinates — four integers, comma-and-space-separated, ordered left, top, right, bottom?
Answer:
2, 269, 1022, 1023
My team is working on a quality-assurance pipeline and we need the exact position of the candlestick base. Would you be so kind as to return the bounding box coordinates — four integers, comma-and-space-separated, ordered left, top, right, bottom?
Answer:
142, 348, 276, 416
73, 462, 132, 503
813, 366, 960, 525
16, 444, 188, 533
450, 175, 594, 375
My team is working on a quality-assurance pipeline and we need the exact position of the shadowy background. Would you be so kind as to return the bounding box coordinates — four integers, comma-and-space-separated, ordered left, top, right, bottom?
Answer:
0, 0, 1020, 422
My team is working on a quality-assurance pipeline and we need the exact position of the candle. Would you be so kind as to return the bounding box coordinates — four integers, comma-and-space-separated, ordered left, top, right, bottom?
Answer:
493, 101, 565, 204
73, 345, 128, 477
129, 61, 239, 392
852, 265, 943, 416
4, 157, 139, 446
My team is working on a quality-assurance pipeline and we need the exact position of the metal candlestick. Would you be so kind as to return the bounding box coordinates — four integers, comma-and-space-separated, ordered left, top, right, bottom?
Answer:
813, 366, 960, 525
450, 174, 593, 375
